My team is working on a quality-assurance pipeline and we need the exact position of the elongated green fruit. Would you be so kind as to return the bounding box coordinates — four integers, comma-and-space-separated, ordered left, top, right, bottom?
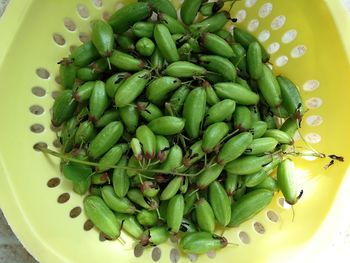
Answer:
229, 189, 274, 227
116, 34, 135, 52
203, 81, 220, 106
180, 232, 228, 254
195, 198, 215, 233
217, 132, 253, 164
280, 118, 298, 138
230, 43, 247, 72
183, 87, 206, 139
136, 37, 155, 57
199, 55, 236, 81
183, 140, 205, 167
101, 186, 136, 214
264, 129, 293, 144
160, 176, 183, 200
257, 65, 282, 108
146, 77, 181, 105
109, 2, 153, 33
154, 24, 179, 63
127, 189, 153, 210
155, 135, 170, 162
120, 104, 139, 133
197, 164, 224, 189
132, 22, 155, 38
244, 137, 279, 155
114, 70, 150, 108
233, 27, 270, 62
233, 106, 253, 131
88, 121, 124, 159
202, 122, 229, 153
159, 145, 183, 173
110, 50, 145, 71
89, 80, 108, 121
73, 81, 94, 102
70, 41, 100, 67
97, 143, 128, 172
59, 58, 77, 90
95, 109, 120, 128
225, 155, 273, 175
167, 194, 185, 232
277, 159, 298, 205
74, 120, 95, 145
148, 116, 185, 135
84, 196, 121, 239
114, 213, 144, 239
181, 0, 202, 25
168, 85, 190, 115
225, 173, 239, 196
252, 176, 279, 192
112, 156, 130, 197
91, 20, 114, 57
140, 0, 177, 18
201, 33, 234, 58
136, 125, 157, 160
247, 42, 263, 80
190, 11, 230, 32
205, 99, 236, 126
159, 12, 186, 34
251, 121, 268, 139
209, 181, 231, 226
137, 102, 163, 122
214, 82, 259, 105
52, 90, 78, 127
137, 209, 158, 227
165, 61, 207, 78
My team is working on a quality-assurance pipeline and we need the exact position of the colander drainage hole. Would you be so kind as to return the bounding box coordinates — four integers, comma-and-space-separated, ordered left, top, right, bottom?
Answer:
92, 0, 103, 8
152, 247, 161, 262
134, 244, 144, 257
79, 32, 90, 43
50, 124, 62, 132
64, 17, 77, 31
57, 193, 70, 204
33, 142, 48, 151
30, 124, 45, 133
52, 90, 61, 99
188, 254, 198, 262
253, 222, 265, 234
53, 33, 66, 46
266, 210, 279, 222
84, 219, 94, 231
29, 105, 44, 115
47, 177, 61, 188
77, 4, 90, 19
206, 251, 216, 259
55, 76, 61, 85
53, 139, 62, 148
70, 207, 82, 218
99, 232, 107, 242
169, 248, 180, 263
36, 68, 50, 79
239, 231, 250, 244
31, 86, 46, 97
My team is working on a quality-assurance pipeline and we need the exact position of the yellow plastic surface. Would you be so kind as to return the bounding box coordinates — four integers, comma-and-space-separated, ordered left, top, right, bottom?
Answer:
0, 0, 350, 262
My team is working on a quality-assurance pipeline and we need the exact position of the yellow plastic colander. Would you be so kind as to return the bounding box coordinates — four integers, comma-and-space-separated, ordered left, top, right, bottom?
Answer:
1, 0, 350, 262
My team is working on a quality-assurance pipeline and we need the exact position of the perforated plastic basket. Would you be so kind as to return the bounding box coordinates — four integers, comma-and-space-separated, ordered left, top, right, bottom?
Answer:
1, 0, 350, 262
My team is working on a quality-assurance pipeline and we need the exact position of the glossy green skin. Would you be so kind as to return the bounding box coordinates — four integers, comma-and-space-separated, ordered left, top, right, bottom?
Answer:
225, 173, 239, 196
95, 109, 120, 128
237, 77, 251, 90
109, 2, 153, 33
120, 104, 139, 133
271, 105, 290, 118
225, 155, 273, 175
97, 143, 128, 172
150, 48, 164, 70
148, 116, 185, 135
140, 0, 177, 18
159, 12, 186, 34
190, 11, 230, 32
136, 125, 157, 160
202, 122, 229, 153
183, 140, 205, 168
196, 164, 224, 189
183, 87, 206, 139
52, 90, 78, 127
114, 213, 144, 239
137, 102, 163, 122
180, 218, 197, 233
127, 189, 152, 210
89, 80, 109, 121
250, 105, 261, 123
131, 138, 142, 160
204, 99, 236, 126
280, 118, 298, 138
180, 232, 227, 254
112, 156, 130, 197
76, 67, 100, 81
200, 55, 236, 82
116, 34, 135, 52
59, 59, 77, 90
204, 84, 220, 106
184, 190, 197, 215
167, 85, 190, 115
233, 106, 253, 131
247, 42, 263, 80
115, 70, 150, 108
230, 43, 247, 73
251, 121, 268, 139
214, 82, 259, 105
233, 27, 270, 62
60, 117, 78, 153
91, 20, 114, 57
101, 186, 136, 214
214, 29, 233, 43
200, 2, 216, 16
252, 176, 279, 192
126, 156, 141, 177
159, 145, 183, 173
209, 181, 231, 226
277, 159, 297, 205
146, 77, 181, 105
137, 209, 158, 227
74, 121, 96, 145
201, 33, 234, 58
195, 198, 215, 233
277, 75, 305, 117
73, 177, 91, 195
160, 176, 183, 201
229, 189, 274, 227
217, 132, 253, 164
132, 22, 155, 38
165, 61, 207, 78
167, 194, 185, 232
74, 81, 94, 102
154, 24, 179, 63
244, 137, 279, 155
136, 37, 155, 57
264, 129, 293, 144
91, 173, 109, 185
70, 41, 100, 67
110, 50, 145, 72
180, 0, 202, 25
88, 121, 124, 159
257, 65, 282, 108
84, 195, 121, 239
148, 226, 170, 245
155, 135, 170, 162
